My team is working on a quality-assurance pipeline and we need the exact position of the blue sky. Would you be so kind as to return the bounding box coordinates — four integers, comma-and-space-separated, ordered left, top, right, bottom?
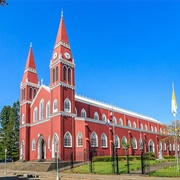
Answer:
0, 0, 180, 124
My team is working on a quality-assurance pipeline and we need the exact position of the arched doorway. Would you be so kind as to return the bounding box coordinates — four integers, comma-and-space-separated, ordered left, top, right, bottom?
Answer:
52, 133, 59, 158
38, 136, 46, 160
148, 139, 155, 152
20, 140, 25, 160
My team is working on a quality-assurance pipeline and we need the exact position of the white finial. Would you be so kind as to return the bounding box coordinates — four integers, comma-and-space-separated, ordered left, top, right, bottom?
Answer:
41, 79, 43, 85
61, 9, 63, 17
30, 42, 32, 47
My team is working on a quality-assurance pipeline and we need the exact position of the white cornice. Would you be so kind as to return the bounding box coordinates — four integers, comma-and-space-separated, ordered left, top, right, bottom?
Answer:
24, 67, 37, 74
75, 117, 161, 135
30, 85, 50, 108
20, 82, 40, 89
51, 111, 76, 118
50, 82, 75, 90
50, 56, 75, 69
31, 118, 50, 127
20, 100, 32, 106
54, 40, 70, 50
75, 94, 162, 124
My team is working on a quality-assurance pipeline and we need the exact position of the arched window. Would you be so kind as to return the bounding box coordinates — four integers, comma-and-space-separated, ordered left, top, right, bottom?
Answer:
56, 66, 58, 81
29, 88, 32, 100
101, 133, 107, 148
150, 126, 154, 132
114, 135, 120, 148
22, 114, 25, 124
132, 137, 137, 149
75, 108, 77, 117
102, 114, 106, 122
140, 123, 143, 130
64, 132, 72, 147
77, 132, 83, 147
133, 121, 136, 128
68, 68, 71, 83
122, 136, 127, 149
33, 107, 38, 122
119, 118, 123, 126
48, 136, 50, 149
94, 112, 99, 120
149, 140, 155, 152
32, 138, 36, 151
159, 141, 162, 151
39, 99, 44, 120
33, 89, 37, 98
127, 120, 131, 127
53, 68, 55, 83
81, 109, 86, 118
173, 143, 175, 151
169, 143, 172, 151
113, 117, 117, 124
139, 138, 143, 149
160, 128, 162, 133
63, 66, 67, 81
64, 98, 71, 112
145, 124, 148, 130
163, 142, 167, 151
53, 99, 58, 112
91, 132, 98, 147
46, 101, 50, 118
154, 127, 157, 132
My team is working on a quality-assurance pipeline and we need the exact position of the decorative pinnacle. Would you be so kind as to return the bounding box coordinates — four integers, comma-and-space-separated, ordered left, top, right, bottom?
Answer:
30, 42, 32, 47
61, 9, 63, 17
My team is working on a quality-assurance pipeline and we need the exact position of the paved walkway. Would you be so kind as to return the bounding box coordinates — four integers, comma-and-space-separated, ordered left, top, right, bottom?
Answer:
0, 171, 179, 180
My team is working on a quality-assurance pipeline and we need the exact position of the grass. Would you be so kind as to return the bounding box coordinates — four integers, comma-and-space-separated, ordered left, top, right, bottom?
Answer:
150, 165, 180, 177
63, 159, 160, 175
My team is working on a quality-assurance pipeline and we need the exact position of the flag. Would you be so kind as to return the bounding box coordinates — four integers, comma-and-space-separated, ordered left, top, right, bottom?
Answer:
108, 111, 113, 121
172, 83, 178, 117
105, 120, 110, 128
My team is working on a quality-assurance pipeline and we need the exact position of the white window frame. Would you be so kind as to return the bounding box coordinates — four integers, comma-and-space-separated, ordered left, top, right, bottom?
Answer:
64, 98, 71, 113
101, 133, 107, 148
32, 138, 36, 151
91, 132, 98, 147
64, 132, 72, 147
81, 109, 86, 118
77, 132, 83, 147
94, 112, 99, 120
53, 99, 58, 113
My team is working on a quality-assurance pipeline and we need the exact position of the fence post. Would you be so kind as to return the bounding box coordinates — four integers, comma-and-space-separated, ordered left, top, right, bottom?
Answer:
141, 152, 144, 174
112, 143, 115, 174
89, 149, 93, 173
126, 154, 130, 174
71, 151, 73, 169
116, 149, 119, 174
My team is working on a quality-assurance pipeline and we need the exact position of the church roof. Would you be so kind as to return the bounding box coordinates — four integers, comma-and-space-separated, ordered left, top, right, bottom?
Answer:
75, 94, 162, 124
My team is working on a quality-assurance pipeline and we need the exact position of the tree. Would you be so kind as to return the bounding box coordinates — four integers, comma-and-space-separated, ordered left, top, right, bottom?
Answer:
0, 101, 19, 161
0, 0, 8, 6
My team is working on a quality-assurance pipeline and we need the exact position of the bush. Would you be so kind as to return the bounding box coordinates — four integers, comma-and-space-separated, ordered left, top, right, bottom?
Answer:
145, 152, 156, 160
163, 155, 175, 160
92, 155, 141, 162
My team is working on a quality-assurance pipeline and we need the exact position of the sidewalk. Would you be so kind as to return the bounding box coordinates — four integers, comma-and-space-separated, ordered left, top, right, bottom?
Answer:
0, 171, 179, 180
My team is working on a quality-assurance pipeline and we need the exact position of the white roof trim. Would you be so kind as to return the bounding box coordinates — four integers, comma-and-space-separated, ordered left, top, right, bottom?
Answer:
75, 94, 161, 124
30, 85, 50, 107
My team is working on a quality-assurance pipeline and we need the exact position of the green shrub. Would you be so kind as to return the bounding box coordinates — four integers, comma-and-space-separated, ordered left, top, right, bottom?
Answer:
92, 155, 141, 162
145, 152, 156, 160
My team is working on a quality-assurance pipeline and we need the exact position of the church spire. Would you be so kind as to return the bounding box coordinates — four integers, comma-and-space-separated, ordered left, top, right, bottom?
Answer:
55, 10, 69, 45
21, 43, 38, 84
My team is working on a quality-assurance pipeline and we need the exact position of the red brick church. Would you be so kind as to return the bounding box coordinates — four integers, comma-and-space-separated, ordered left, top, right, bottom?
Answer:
19, 12, 175, 162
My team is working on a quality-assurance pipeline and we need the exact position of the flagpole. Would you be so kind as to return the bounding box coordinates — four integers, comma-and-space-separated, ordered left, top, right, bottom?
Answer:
172, 82, 179, 171
175, 118, 179, 171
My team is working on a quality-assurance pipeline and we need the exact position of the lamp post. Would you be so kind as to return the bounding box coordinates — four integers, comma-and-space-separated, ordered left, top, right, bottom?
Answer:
56, 143, 60, 180
4, 149, 7, 175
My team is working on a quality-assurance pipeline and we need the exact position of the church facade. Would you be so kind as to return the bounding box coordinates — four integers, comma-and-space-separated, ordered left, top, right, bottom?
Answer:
19, 13, 174, 162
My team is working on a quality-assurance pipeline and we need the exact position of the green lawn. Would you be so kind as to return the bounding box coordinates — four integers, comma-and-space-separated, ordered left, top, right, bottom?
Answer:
63, 160, 159, 175
150, 165, 180, 177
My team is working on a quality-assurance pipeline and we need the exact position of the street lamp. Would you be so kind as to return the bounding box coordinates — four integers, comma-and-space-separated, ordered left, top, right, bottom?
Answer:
56, 143, 60, 180
4, 149, 7, 175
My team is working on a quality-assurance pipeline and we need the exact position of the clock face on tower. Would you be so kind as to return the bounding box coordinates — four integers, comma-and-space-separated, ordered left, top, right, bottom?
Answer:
64, 52, 71, 60
53, 52, 58, 60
